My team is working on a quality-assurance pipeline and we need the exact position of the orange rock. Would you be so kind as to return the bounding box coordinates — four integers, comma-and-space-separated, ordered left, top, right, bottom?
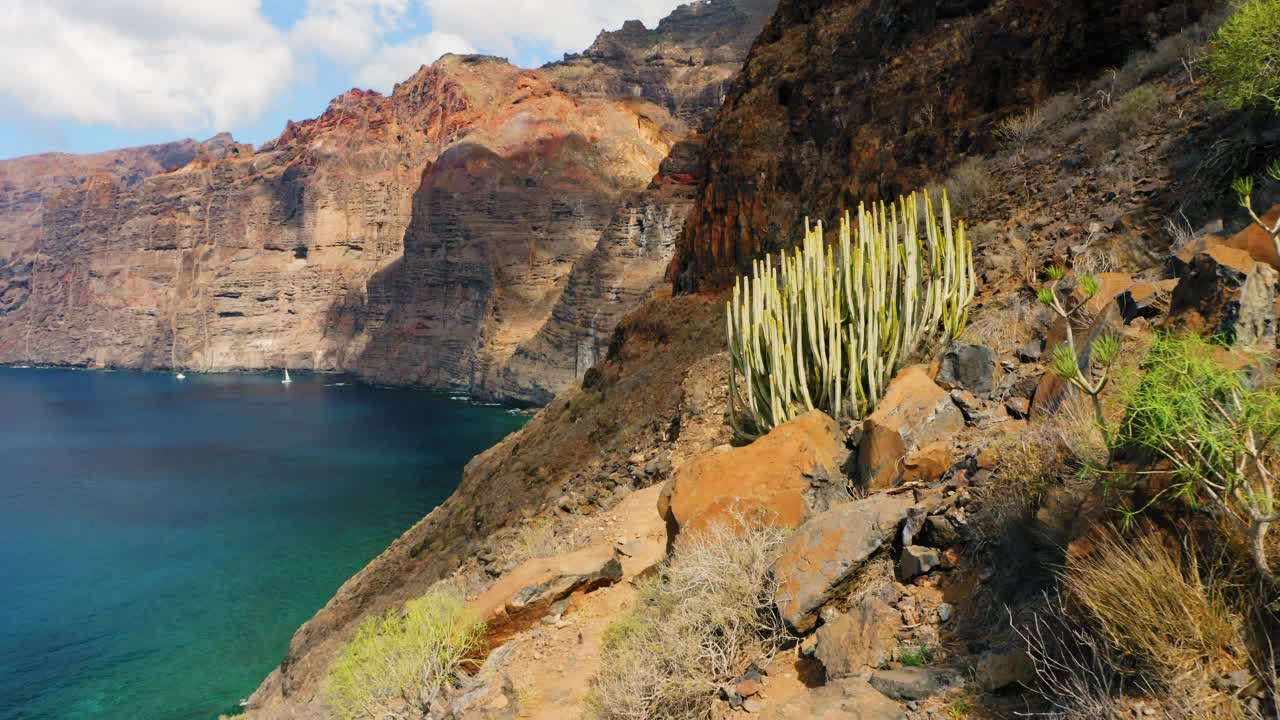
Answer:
1178, 206, 1280, 271
901, 442, 953, 485
659, 410, 849, 546
857, 366, 964, 490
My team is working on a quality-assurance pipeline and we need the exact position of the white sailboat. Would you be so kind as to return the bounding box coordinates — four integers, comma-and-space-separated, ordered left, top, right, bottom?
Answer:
282, 367, 292, 385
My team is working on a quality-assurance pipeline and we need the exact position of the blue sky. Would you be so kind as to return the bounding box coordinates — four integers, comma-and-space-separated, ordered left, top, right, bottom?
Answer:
0, 0, 684, 160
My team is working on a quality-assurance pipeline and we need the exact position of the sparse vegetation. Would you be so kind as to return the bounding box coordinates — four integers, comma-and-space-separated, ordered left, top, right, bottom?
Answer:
1037, 267, 1123, 441
1065, 529, 1251, 717
942, 158, 993, 215
1093, 85, 1163, 157
1116, 333, 1280, 575
324, 588, 486, 720
587, 522, 788, 720
995, 107, 1046, 150
1233, 158, 1280, 258
1204, 0, 1280, 112
726, 191, 975, 439
897, 642, 933, 667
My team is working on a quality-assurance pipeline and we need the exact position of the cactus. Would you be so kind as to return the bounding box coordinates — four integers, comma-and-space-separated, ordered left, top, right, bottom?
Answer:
727, 190, 975, 440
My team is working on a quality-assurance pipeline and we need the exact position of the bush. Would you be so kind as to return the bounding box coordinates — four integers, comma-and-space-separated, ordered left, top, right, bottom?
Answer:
1094, 85, 1163, 157
324, 589, 486, 720
943, 159, 993, 215
994, 107, 1046, 150
1117, 333, 1280, 574
1204, 0, 1280, 112
1064, 529, 1250, 717
587, 523, 788, 720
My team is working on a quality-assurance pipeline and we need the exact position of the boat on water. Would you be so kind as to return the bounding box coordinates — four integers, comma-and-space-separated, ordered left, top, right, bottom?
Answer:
175, 372, 186, 380
282, 368, 292, 385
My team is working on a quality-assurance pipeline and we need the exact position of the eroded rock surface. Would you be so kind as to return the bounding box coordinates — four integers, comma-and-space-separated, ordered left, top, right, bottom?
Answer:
0, 1, 775, 404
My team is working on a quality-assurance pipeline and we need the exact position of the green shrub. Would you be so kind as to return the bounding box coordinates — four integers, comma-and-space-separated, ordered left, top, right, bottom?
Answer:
324, 589, 486, 720
1117, 333, 1280, 574
726, 191, 974, 440
897, 642, 933, 667
1204, 0, 1280, 112
587, 523, 788, 720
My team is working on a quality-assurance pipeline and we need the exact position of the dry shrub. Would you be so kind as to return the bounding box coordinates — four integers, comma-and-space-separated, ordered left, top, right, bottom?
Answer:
587, 522, 789, 720
1038, 92, 1081, 127
995, 107, 1046, 150
1065, 529, 1251, 718
943, 158, 993, 215
1092, 85, 1164, 159
973, 397, 1107, 546
957, 292, 1049, 356
508, 516, 557, 563
1015, 592, 1131, 719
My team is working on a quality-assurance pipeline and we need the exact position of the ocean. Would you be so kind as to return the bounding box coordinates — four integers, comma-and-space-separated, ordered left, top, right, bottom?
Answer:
0, 368, 527, 720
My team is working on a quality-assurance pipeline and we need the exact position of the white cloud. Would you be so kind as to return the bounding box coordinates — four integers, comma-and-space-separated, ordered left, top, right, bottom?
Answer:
0, 0, 293, 132
420, 0, 684, 60
355, 32, 476, 91
291, 0, 410, 65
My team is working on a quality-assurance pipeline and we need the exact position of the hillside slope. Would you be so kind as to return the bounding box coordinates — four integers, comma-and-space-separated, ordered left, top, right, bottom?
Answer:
244, 0, 1246, 716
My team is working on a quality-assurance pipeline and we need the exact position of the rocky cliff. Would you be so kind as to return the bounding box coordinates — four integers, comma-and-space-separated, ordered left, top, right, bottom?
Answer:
670, 0, 1219, 292
0, 0, 774, 403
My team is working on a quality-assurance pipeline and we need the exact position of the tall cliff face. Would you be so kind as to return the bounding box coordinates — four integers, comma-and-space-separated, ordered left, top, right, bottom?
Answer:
0, 0, 774, 402
0, 139, 212, 315
669, 0, 1217, 292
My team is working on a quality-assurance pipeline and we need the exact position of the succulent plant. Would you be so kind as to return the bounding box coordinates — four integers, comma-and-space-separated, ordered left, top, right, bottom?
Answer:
726, 190, 975, 440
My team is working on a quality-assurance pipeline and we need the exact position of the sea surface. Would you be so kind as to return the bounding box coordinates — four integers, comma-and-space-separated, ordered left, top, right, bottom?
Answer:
0, 368, 527, 720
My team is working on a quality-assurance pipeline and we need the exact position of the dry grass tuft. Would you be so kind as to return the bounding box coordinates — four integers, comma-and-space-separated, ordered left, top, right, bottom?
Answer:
1065, 529, 1251, 717
587, 521, 789, 720
943, 158, 993, 216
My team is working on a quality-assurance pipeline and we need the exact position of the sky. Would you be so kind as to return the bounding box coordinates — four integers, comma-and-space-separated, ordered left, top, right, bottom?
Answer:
0, 0, 687, 160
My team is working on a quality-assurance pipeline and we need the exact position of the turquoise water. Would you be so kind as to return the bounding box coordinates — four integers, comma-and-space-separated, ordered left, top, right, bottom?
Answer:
0, 369, 527, 720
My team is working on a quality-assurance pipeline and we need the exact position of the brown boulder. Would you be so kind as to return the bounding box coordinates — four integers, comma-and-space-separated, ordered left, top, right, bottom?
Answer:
814, 597, 900, 678
1164, 243, 1278, 349
659, 410, 849, 546
1176, 205, 1280, 271
771, 492, 915, 632
858, 366, 964, 490
900, 442, 953, 486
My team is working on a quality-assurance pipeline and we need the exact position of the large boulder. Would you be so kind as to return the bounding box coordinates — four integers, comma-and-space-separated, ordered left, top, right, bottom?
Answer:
814, 596, 900, 678
858, 366, 964, 490
658, 410, 849, 546
1164, 243, 1278, 349
771, 492, 915, 632
935, 344, 1000, 395
757, 678, 905, 720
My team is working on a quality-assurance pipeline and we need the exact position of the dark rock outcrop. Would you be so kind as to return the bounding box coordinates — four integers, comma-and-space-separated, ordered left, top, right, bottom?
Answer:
669, 0, 1218, 292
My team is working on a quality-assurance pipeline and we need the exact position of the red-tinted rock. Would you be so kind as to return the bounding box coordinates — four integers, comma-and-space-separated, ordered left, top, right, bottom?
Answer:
659, 410, 849, 545
858, 366, 964, 490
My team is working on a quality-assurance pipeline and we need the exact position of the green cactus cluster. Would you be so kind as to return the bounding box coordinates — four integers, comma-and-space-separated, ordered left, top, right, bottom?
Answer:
727, 190, 975, 440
